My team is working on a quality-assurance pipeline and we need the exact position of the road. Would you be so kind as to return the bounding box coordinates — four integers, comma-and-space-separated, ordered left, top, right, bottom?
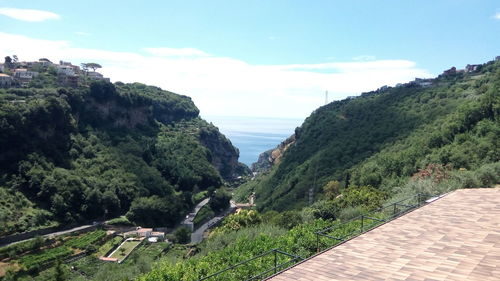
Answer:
1, 224, 96, 248
190, 201, 236, 243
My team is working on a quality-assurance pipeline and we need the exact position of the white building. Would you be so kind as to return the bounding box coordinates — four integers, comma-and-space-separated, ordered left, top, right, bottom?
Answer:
14, 69, 39, 80
57, 65, 76, 76
0, 73, 13, 87
0, 63, 4, 73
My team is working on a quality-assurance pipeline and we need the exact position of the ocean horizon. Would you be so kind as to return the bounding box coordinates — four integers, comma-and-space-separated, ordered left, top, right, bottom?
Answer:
203, 116, 304, 166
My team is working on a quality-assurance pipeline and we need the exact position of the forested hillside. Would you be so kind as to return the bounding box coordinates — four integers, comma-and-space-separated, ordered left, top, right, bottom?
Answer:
237, 59, 500, 211
0, 81, 248, 236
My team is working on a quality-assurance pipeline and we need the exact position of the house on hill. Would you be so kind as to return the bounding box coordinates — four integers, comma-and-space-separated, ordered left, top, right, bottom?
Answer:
465, 64, 480, 72
0, 73, 13, 88
13, 69, 38, 86
38, 58, 53, 67
442, 67, 457, 76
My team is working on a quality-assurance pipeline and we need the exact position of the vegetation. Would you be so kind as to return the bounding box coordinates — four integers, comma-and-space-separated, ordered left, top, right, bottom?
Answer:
238, 59, 500, 211
0, 236, 46, 259
97, 236, 124, 257
65, 230, 107, 250
173, 227, 191, 244
109, 240, 141, 261
193, 205, 215, 227
136, 58, 500, 281
0, 78, 246, 236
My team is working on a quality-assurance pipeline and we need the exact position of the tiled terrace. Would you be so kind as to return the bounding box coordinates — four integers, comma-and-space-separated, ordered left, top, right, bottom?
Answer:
268, 188, 500, 280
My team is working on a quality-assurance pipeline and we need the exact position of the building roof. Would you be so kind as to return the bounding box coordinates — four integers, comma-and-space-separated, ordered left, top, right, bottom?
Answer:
268, 188, 500, 281
137, 228, 153, 233
0, 73, 11, 77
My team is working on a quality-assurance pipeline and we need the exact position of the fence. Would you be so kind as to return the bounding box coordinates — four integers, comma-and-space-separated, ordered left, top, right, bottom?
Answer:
198, 249, 303, 281
197, 193, 437, 281
315, 193, 430, 252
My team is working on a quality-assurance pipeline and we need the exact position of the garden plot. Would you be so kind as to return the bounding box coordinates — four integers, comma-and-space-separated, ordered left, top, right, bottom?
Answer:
107, 238, 143, 263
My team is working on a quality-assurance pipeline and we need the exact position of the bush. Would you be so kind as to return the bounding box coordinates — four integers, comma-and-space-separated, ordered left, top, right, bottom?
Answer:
106, 216, 134, 226
174, 227, 191, 244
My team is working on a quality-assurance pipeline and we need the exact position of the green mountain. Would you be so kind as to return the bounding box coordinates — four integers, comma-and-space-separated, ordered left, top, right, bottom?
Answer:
238, 59, 500, 211
0, 80, 248, 236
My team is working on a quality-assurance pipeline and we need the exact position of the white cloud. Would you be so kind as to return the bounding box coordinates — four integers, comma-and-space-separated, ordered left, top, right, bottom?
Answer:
0, 32, 432, 118
494, 12, 500, 20
0, 7, 60, 22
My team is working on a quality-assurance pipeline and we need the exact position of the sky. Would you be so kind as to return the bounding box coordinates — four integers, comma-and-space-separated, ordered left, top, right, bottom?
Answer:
0, 0, 499, 119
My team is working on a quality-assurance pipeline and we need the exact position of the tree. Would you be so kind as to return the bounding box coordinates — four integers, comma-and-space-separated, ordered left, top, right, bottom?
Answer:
80, 63, 89, 73
174, 226, 191, 244
4, 56, 12, 68
323, 180, 340, 200
209, 188, 230, 212
85, 62, 102, 72
54, 259, 67, 281
12, 55, 18, 63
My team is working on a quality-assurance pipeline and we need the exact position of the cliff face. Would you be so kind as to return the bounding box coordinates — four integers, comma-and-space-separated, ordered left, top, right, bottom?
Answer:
251, 134, 296, 174
198, 122, 251, 181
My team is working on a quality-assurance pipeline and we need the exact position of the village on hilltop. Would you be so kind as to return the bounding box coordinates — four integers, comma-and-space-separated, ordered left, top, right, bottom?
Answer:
0, 56, 109, 88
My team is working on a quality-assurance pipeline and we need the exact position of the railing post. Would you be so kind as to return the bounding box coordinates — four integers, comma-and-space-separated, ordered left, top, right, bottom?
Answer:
417, 193, 421, 206
393, 203, 397, 216
274, 250, 277, 274
316, 233, 320, 253
360, 215, 364, 233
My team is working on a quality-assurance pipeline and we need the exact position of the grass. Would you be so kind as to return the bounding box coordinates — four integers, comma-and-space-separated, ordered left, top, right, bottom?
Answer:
123, 242, 169, 265
97, 236, 123, 257
106, 216, 133, 226
109, 240, 141, 261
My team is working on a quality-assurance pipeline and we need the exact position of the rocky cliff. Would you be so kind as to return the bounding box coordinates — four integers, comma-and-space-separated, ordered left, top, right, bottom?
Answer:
251, 134, 296, 174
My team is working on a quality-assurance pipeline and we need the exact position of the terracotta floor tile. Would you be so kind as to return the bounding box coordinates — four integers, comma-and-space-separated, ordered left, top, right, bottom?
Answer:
267, 188, 500, 281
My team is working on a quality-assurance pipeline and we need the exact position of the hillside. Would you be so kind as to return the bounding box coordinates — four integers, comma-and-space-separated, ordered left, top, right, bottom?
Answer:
237, 59, 500, 211
0, 80, 248, 237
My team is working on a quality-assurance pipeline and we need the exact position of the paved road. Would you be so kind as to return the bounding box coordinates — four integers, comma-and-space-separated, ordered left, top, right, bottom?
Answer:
190, 201, 236, 243
1, 224, 96, 248
182, 198, 211, 226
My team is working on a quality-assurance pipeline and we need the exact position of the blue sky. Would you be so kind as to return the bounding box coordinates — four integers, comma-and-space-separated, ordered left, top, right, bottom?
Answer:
1, 0, 499, 118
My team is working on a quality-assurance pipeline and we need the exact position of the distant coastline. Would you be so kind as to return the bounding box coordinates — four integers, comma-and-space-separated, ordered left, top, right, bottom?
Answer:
204, 116, 303, 166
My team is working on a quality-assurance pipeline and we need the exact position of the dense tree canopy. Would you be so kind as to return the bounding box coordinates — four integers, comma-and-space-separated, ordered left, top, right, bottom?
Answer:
0, 79, 244, 235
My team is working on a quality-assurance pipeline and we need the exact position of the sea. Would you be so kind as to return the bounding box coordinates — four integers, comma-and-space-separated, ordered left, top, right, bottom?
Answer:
203, 116, 304, 167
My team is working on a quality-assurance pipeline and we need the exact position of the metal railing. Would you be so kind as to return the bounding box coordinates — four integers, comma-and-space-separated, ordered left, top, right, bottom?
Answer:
198, 193, 437, 281
198, 249, 302, 281
315, 193, 431, 252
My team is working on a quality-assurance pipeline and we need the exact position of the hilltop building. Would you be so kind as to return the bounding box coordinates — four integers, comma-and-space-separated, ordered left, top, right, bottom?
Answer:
0, 74, 13, 88
13, 69, 38, 86
465, 64, 480, 72
38, 58, 53, 67
442, 66, 457, 76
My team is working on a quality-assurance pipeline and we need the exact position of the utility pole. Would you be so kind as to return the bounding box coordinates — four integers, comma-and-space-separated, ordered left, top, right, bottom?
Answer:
325, 90, 328, 105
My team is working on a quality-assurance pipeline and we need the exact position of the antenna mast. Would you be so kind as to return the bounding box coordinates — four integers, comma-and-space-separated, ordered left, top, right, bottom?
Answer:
325, 90, 328, 105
